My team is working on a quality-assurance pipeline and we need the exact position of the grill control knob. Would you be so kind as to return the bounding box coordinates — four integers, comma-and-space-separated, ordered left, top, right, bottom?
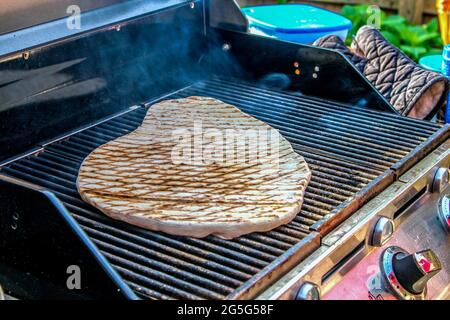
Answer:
431, 167, 449, 193
295, 282, 320, 300
380, 246, 442, 300
370, 217, 394, 247
438, 195, 450, 233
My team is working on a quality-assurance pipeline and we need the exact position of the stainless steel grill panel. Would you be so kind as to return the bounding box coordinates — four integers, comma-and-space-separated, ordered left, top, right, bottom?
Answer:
0, 78, 444, 299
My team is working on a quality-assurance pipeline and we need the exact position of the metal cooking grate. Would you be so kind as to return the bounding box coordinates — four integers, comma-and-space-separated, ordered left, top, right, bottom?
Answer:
0, 78, 443, 299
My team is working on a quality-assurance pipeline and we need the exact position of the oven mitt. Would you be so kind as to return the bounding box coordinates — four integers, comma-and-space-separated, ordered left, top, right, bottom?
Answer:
312, 34, 367, 72
313, 26, 449, 119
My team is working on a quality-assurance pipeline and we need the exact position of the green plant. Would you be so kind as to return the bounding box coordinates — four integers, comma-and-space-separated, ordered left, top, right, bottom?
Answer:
341, 4, 443, 62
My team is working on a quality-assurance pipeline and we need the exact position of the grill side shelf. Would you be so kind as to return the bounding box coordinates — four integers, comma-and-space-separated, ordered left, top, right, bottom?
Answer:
0, 174, 137, 300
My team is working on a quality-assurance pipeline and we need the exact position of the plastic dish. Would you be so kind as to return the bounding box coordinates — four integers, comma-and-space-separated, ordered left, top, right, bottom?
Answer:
242, 4, 352, 44
419, 55, 443, 73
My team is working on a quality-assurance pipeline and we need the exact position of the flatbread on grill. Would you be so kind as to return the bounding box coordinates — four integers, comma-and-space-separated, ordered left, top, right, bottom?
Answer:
77, 97, 311, 239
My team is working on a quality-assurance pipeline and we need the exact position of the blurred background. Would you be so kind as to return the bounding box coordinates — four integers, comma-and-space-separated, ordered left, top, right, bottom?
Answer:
238, 0, 444, 62
0, 1, 446, 63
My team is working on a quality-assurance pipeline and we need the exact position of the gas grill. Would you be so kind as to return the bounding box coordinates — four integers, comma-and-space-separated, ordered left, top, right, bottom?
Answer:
0, 0, 449, 300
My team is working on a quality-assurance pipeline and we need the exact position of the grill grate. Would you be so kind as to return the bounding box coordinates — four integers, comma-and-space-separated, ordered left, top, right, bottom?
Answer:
0, 78, 443, 299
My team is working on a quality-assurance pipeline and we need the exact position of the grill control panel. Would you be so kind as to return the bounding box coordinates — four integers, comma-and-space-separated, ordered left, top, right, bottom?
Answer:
323, 176, 450, 300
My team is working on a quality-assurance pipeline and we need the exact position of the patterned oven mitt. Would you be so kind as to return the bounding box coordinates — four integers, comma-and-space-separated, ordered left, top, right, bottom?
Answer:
313, 26, 449, 119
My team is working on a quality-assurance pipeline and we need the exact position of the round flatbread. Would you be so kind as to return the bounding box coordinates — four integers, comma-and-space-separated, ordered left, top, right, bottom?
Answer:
77, 97, 311, 239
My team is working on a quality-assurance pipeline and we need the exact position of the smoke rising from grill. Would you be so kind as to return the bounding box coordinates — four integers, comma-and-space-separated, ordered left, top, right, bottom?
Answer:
258, 73, 292, 90
94, 5, 250, 107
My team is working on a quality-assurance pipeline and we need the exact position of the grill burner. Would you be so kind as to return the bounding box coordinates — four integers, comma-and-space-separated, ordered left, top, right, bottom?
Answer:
0, 78, 445, 299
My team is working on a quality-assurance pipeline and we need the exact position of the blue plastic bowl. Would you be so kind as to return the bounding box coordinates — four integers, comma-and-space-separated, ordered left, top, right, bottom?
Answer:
242, 4, 352, 44
419, 55, 443, 73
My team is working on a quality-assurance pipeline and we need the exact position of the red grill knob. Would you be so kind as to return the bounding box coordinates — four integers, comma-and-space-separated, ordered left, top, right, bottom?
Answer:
380, 246, 442, 300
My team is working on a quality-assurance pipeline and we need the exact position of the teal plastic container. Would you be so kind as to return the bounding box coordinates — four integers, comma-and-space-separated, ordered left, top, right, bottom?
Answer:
419, 55, 443, 73
242, 4, 352, 44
